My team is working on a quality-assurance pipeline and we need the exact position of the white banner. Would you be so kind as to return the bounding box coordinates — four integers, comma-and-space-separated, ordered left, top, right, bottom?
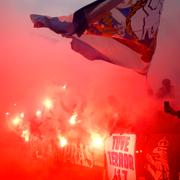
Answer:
105, 134, 136, 180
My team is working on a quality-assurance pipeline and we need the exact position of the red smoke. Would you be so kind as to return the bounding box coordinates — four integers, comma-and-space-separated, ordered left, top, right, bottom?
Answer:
0, 1, 180, 179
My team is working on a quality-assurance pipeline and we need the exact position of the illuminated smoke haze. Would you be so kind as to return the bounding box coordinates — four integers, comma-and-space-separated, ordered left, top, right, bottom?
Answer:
0, 0, 180, 179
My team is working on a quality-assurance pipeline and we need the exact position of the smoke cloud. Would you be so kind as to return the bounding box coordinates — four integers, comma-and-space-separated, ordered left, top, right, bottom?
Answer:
0, 0, 180, 179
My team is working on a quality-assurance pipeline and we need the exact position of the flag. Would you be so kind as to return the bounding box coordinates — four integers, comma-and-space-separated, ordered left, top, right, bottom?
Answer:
104, 134, 136, 180
71, 0, 165, 75
30, 0, 165, 75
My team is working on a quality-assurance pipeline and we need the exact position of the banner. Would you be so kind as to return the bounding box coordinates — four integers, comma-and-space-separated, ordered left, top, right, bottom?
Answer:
58, 142, 94, 168
105, 134, 136, 180
143, 134, 180, 180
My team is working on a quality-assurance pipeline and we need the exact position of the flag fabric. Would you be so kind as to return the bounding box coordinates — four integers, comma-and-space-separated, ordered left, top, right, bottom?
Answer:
71, 0, 165, 74
30, 0, 165, 74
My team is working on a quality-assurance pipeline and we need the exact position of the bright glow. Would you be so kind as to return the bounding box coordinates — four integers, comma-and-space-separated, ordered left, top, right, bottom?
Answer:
12, 116, 22, 126
58, 136, 68, 148
43, 98, 53, 109
5, 112, 10, 116
20, 112, 24, 118
69, 113, 78, 125
36, 110, 42, 118
21, 129, 30, 142
62, 84, 67, 90
90, 133, 104, 149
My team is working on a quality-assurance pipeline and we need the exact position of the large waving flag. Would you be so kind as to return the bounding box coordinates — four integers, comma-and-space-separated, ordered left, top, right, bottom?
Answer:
30, 0, 165, 75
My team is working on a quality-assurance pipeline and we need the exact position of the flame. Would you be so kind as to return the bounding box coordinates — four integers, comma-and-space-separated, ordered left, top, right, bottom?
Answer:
58, 135, 68, 148
36, 110, 42, 118
43, 98, 53, 109
20, 112, 25, 118
61, 84, 67, 90
69, 112, 78, 125
21, 129, 30, 142
12, 116, 22, 126
90, 133, 104, 149
5, 112, 10, 116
